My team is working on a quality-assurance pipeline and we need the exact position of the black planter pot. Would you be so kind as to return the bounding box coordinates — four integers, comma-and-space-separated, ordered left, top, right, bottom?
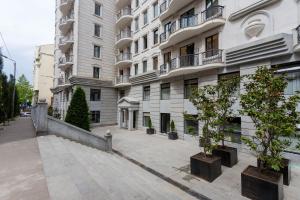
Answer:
146, 128, 155, 135
168, 132, 178, 140
212, 145, 238, 167
241, 165, 283, 200
257, 158, 291, 186
190, 153, 222, 182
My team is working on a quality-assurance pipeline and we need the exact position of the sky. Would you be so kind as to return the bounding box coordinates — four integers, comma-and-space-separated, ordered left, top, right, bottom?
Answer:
0, 0, 55, 84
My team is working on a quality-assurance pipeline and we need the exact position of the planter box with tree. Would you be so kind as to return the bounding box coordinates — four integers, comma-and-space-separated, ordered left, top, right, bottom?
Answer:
168, 120, 178, 140
146, 117, 155, 134
240, 66, 300, 200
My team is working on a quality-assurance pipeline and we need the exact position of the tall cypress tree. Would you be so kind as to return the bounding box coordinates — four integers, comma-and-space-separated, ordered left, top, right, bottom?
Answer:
65, 87, 90, 131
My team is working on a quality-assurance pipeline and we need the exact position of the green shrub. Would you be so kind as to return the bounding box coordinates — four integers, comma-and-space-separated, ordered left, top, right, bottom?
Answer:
170, 120, 176, 132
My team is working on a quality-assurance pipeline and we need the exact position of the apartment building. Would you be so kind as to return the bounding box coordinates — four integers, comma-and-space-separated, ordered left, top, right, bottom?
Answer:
53, 0, 300, 143
33, 44, 55, 105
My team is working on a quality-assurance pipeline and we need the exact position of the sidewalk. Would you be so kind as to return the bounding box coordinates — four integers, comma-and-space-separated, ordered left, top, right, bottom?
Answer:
0, 118, 50, 200
92, 126, 300, 200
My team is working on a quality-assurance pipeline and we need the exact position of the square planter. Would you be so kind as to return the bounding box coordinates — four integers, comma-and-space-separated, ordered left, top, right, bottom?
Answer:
241, 165, 283, 200
190, 153, 222, 182
146, 128, 155, 135
168, 132, 178, 140
257, 158, 291, 186
212, 145, 238, 167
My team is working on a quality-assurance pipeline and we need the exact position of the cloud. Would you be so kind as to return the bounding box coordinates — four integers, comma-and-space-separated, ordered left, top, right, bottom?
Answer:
0, 0, 55, 83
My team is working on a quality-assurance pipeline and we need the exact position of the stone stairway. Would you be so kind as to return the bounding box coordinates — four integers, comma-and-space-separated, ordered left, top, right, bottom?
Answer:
37, 135, 197, 200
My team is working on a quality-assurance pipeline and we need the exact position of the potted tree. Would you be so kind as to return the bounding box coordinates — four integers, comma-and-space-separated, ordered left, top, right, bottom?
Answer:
212, 75, 240, 167
168, 120, 178, 140
240, 66, 300, 199
185, 85, 222, 182
146, 117, 155, 134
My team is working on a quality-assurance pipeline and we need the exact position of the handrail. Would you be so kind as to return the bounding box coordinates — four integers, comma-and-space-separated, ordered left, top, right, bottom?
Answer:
60, 12, 74, 25
59, 55, 74, 65
115, 75, 130, 84
116, 7, 132, 20
116, 53, 132, 62
116, 30, 132, 41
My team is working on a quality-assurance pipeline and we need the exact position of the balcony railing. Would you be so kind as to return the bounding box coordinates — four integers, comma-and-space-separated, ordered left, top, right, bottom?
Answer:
59, 55, 73, 65
160, 0, 170, 14
297, 25, 300, 43
59, 33, 74, 45
57, 77, 64, 85
115, 75, 130, 85
160, 6, 224, 43
159, 50, 223, 75
116, 53, 132, 62
60, 12, 74, 25
116, 7, 132, 20
116, 30, 132, 41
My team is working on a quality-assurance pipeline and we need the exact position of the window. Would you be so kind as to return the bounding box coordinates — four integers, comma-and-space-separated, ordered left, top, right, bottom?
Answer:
136, 0, 139, 8
284, 71, 300, 95
153, 28, 159, 45
143, 86, 150, 101
143, 112, 151, 127
135, 17, 139, 31
94, 24, 101, 37
95, 3, 102, 16
143, 9, 148, 25
161, 83, 170, 100
153, 56, 158, 70
134, 40, 139, 54
153, 1, 159, 18
90, 89, 101, 101
143, 60, 147, 73
143, 34, 148, 49
119, 90, 125, 99
184, 116, 199, 135
93, 67, 100, 78
91, 111, 100, 123
223, 117, 241, 144
94, 45, 101, 58
205, 34, 219, 57
134, 64, 139, 75
161, 113, 170, 133
184, 79, 198, 99
218, 72, 240, 97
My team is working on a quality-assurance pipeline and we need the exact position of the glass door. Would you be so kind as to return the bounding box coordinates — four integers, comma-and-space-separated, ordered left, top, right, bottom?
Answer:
206, 0, 219, 19
160, 113, 170, 133
205, 34, 219, 57
180, 9, 195, 28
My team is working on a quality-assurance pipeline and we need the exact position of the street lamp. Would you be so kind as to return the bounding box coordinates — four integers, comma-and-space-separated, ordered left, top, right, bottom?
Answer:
0, 53, 16, 118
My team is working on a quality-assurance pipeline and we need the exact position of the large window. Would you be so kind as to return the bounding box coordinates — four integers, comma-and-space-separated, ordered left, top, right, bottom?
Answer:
153, 1, 159, 18
135, 17, 139, 31
205, 34, 219, 57
94, 45, 101, 58
218, 72, 240, 97
143, 34, 148, 49
134, 40, 139, 54
161, 113, 170, 133
143, 112, 150, 127
94, 24, 101, 37
161, 83, 170, 100
223, 117, 241, 144
184, 79, 198, 99
90, 111, 100, 123
184, 116, 199, 135
153, 28, 159, 45
153, 56, 158, 70
143, 86, 150, 101
136, 0, 139, 8
95, 3, 102, 16
284, 71, 300, 95
134, 64, 139, 75
90, 89, 101, 101
143, 60, 147, 73
93, 67, 100, 78
143, 9, 148, 25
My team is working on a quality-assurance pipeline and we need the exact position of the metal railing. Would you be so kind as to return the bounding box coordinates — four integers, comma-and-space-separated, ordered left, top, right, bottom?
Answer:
160, 32, 167, 43
60, 12, 74, 25
179, 14, 198, 29
201, 6, 224, 22
116, 7, 132, 20
160, 0, 170, 14
116, 30, 132, 41
159, 50, 223, 75
297, 25, 300, 43
115, 75, 130, 84
116, 53, 132, 62
59, 55, 73, 65
57, 78, 64, 85
59, 33, 74, 45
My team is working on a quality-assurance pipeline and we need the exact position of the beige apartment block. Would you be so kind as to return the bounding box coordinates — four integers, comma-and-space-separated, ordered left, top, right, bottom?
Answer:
53, 0, 300, 149
33, 44, 55, 105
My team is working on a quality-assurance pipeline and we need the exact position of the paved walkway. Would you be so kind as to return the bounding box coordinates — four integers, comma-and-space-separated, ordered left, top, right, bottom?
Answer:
92, 126, 300, 200
0, 118, 50, 200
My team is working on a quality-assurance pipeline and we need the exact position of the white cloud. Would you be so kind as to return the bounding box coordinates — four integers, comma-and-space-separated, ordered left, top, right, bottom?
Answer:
0, 0, 55, 83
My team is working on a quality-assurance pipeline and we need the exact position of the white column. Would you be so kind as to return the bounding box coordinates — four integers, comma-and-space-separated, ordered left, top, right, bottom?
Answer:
118, 108, 122, 128
128, 109, 134, 131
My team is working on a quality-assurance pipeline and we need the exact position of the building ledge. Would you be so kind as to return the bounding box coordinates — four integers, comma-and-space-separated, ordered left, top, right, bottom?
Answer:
69, 76, 113, 88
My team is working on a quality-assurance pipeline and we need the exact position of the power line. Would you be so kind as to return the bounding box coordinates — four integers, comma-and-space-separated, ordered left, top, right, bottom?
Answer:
0, 32, 12, 59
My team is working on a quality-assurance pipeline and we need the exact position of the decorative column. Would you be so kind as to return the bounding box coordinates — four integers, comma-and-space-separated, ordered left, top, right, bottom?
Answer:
128, 108, 134, 131
118, 108, 122, 128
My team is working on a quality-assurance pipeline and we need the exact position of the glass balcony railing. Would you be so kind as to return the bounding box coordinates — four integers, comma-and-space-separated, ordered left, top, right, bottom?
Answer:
116, 7, 132, 20
116, 53, 132, 62
59, 55, 73, 65
59, 12, 74, 25
115, 75, 130, 85
116, 30, 132, 41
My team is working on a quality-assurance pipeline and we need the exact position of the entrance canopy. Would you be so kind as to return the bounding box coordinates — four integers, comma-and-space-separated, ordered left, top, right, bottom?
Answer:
118, 97, 140, 110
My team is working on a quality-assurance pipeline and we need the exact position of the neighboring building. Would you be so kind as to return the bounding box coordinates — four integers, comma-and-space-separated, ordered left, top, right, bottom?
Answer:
53, 0, 300, 143
33, 44, 55, 105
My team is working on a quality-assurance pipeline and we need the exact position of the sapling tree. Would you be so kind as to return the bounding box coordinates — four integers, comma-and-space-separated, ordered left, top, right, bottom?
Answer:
170, 120, 176, 132
240, 66, 300, 171
148, 117, 153, 129
185, 85, 219, 157
215, 75, 240, 147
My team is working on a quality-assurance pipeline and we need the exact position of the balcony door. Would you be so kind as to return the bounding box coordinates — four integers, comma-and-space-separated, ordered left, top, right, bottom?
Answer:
180, 43, 195, 66
206, 0, 219, 18
180, 9, 195, 28
205, 34, 219, 57
164, 52, 171, 65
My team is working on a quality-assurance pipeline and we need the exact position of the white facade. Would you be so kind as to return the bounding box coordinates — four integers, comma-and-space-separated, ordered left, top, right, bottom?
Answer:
33, 44, 55, 105
53, 0, 300, 140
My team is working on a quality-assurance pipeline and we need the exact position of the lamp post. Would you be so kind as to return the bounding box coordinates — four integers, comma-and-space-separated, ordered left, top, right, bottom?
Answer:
0, 54, 16, 118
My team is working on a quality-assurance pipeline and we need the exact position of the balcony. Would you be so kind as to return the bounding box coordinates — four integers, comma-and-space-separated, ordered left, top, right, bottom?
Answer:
116, 0, 131, 9
115, 30, 133, 49
116, 7, 133, 27
160, 6, 225, 49
59, 12, 74, 35
159, 50, 224, 79
159, 0, 195, 21
115, 75, 131, 88
116, 53, 132, 68
294, 25, 300, 53
59, 0, 74, 15
58, 55, 73, 71
58, 34, 74, 53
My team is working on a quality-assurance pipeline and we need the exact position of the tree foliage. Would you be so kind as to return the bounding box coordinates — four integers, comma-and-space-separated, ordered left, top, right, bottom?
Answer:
16, 74, 33, 105
240, 66, 300, 171
65, 87, 90, 131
